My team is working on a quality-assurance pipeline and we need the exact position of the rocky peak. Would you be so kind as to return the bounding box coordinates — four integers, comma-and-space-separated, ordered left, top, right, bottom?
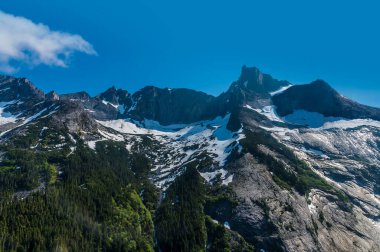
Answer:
239, 66, 264, 87
220, 66, 290, 109
1, 69, 380, 252
0, 75, 45, 102
304, 79, 337, 95
98, 86, 130, 105
129, 66, 293, 121
235, 66, 290, 93
46, 91, 60, 101
60, 91, 91, 101
134, 86, 160, 97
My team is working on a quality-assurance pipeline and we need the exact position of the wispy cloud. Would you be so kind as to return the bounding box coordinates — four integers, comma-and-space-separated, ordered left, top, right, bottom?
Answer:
0, 10, 97, 73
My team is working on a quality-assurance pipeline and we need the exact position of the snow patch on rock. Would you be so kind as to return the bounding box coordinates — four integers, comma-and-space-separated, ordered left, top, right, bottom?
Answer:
98, 114, 245, 189
270, 84, 293, 96
0, 100, 19, 125
321, 119, 380, 130
283, 110, 343, 128
244, 104, 283, 122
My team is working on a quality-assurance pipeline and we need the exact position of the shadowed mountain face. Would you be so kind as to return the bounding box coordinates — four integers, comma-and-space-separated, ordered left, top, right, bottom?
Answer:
124, 67, 380, 125
127, 86, 221, 125
1, 67, 380, 252
0, 76, 48, 129
97, 86, 131, 108
236, 65, 290, 93
214, 66, 292, 111
273, 80, 380, 120
3, 66, 379, 126
0, 75, 45, 102
124, 66, 292, 125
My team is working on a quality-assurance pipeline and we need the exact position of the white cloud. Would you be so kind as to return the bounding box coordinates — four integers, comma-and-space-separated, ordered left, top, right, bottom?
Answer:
0, 10, 97, 73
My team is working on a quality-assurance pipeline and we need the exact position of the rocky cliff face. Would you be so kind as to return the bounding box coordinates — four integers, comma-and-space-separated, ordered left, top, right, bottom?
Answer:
0, 75, 45, 102
98, 86, 130, 106
222, 107, 380, 251
0, 67, 379, 252
237, 65, 290, 94
127, 86, 221, 125
273, 80, 380, 120
0, 76, 54, 135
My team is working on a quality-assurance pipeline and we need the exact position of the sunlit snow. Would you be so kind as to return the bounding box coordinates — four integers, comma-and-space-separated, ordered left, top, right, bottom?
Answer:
270, 84, 293, 96
248, 104, 380, 130
244, 104, 283, 122
97, 114, 245, 188
320, 119, 380, 130
0, 100, 19, 125
283, 110, 343, 128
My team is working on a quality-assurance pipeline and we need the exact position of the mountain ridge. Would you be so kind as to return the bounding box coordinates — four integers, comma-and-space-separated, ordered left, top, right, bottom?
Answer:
273, 79, 380, 121
0, 67, 380, 251
2, 66, 378, 126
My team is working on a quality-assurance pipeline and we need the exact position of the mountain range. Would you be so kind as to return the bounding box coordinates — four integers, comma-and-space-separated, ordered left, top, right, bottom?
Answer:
0, 66, 379, 252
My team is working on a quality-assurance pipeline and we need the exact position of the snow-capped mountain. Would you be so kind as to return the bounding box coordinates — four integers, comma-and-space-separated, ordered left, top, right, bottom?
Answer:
0, 76, 60, 136
0, 67, 379, 252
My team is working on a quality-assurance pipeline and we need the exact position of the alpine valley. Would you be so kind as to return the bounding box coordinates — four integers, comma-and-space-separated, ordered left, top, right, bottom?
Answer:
0, 66, 379, 252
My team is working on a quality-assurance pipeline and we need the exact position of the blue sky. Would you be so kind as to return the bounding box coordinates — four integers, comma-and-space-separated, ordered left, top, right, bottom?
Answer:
0, 0, 379, 107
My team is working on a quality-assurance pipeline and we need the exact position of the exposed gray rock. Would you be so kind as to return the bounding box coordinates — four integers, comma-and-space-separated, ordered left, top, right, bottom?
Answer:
0, 75, 45, 102
50, 100, 98, 133
46, 91, 60, 101
1, 67, 380, 252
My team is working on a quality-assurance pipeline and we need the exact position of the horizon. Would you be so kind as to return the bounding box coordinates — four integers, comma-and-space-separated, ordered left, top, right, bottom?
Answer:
3, 65, 380, 109
1, 1, 379, 107
1, 2, 380, 251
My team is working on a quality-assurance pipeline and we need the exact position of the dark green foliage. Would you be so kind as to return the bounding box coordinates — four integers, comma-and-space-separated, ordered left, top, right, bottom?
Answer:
205, 181, 237, 205
204, 183, 237, 227
272, 175, 292, 191
106, 188, 154, 252
205, 216, 230, 252
254, 199, 270, 218
0, 148, 62, 192
155, 166, 207, 252
0, 140, 158, 251
155, 166, 255, 252
205, 216, 255, 252
240, 129, 298, 189
8, 120, 69, 150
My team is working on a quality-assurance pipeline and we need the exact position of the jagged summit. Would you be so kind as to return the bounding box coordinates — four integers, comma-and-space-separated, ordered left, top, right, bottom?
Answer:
98, 86, 130, 105
60, 91, 91, 101
235, 65, 291, 93
0, 75, 45, 102
1, 67, 380, 252
3, 66, 379, 126
46, 91, 60, 101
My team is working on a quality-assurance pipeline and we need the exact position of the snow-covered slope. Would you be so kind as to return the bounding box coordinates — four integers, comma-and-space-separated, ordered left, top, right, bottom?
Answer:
1, 67, 380, 252
96, 114, 244, 189
262, 112, 380, 235
0, 100, 21, 125
248, 89, 380, 233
